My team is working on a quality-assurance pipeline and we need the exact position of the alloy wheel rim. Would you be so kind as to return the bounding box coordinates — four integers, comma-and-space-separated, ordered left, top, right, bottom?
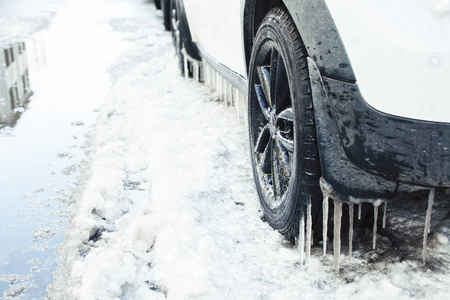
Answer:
251, 41, 295, 209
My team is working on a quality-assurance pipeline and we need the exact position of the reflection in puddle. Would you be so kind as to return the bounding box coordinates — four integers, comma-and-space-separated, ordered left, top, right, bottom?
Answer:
0, 41, 32, 125
0, 0, 125, 297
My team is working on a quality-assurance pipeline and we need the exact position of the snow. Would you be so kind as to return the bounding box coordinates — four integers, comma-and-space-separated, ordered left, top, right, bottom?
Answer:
0, 0, 443, 298
434, 0, 450, 17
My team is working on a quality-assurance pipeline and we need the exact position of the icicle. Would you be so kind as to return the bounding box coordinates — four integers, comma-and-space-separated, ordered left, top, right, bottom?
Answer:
221, 78, 225, 101
209, 68, 213, 88
210, 67, 214, 88
228, 84, 232, 106
222, 78, 226, 101
234, 88, 240, 118
241, 92, 248, 125
372, 201, 382, 250
322, 195, 329, 257
383, 201, 388, 229
217, 74, 221, 98
216, 76, 219, 97
208, 65, 212, 87
217, 72, 220, 92
225, 82, 228, 105
422, 189, 435, 266
231, 84, 235, 106
306, 196, 312, 263
298, 214, 305, 265
183, 55, 189, 80
333, 199, 343, 273
224, 80, 228, 103
193, 61, 199, 81
349, 203, 354, 262
237, 91, 241, 117
358, 203, 362, 220
227, 83, 231, 106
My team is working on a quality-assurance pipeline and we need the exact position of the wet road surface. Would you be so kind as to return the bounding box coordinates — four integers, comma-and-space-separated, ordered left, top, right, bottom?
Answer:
1, 0, 125, 297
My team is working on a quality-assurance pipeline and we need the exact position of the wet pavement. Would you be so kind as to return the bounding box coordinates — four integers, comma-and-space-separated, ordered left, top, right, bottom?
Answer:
0, 0, 126, 297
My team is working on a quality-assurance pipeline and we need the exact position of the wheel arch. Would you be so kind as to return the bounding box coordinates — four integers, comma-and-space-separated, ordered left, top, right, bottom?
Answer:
174, 0, 201, 60
243, 0, 356, 82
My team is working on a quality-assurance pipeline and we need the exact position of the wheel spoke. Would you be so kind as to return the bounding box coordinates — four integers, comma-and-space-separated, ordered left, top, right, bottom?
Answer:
277, 132, 294, 153
257, 66, 272, 108
269, 49, 279, 107
254, 84, 271, 120
259, 137, 272, 174
276, 108, 294, 153
274, 58, 289, 114
255, 124, 271, 153
268, 137, 291, 201
277, 107, 294, 123
271, 138, 281, 199
275, 137, 291, 177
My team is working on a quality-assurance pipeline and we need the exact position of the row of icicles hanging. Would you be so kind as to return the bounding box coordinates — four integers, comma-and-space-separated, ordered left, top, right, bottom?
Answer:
181, 52, 437, 274
297, 178, 435, 273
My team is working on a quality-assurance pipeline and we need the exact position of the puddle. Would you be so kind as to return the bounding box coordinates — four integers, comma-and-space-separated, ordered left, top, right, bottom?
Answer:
0, 0, 126, 297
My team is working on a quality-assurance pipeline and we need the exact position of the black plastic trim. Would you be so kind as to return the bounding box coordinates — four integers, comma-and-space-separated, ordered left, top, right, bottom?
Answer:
175, 0, 200, 60
308, 58, 398, 201
309, 57, 450, 202
323, 77, 450, 188
282, 0, 356, 82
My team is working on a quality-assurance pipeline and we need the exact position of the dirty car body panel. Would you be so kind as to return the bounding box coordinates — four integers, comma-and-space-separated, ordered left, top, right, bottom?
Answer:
179, 0, 450, 202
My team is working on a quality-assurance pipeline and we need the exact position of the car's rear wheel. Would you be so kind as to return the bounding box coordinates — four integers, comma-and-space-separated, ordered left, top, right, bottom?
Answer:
162, 0, 171, 31
248, 7, 322, 240
170, 0, 184, 74
154, 0, 161, 10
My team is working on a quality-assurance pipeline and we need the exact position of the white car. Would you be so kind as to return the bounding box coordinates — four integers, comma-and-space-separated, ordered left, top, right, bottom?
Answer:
162, 0, 450, 261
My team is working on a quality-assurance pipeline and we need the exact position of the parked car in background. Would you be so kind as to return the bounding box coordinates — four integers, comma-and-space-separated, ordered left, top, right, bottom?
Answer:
157, 0, 450, 266
154, 0, 171, 31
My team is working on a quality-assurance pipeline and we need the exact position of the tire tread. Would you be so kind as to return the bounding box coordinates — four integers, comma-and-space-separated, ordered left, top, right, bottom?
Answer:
250, 7, 322, 241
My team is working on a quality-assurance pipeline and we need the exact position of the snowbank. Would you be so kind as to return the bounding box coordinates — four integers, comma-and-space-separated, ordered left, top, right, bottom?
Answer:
49, 0, 450, 299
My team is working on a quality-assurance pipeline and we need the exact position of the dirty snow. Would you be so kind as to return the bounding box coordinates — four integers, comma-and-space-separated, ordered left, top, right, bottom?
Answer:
1, 0, 448, 298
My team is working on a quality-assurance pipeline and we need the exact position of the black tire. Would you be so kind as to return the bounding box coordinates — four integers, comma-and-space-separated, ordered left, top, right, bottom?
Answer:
162, 0, 171, 31
154, 0, 161, 10
170, 0, 185, 74
248, 7, 322, 240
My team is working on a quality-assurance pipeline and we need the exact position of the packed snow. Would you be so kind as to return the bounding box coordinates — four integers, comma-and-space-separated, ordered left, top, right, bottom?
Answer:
1, 0, 450, 298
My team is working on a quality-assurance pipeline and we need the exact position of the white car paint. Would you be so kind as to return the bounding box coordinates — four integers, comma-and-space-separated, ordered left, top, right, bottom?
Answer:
183, 0, 246, 77
184, 0, 450, 123
325, 0, 450, 122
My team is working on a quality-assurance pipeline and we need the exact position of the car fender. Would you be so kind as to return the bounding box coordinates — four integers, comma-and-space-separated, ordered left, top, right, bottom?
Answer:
320, 0, 450, 122
281, 0, 357, 82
